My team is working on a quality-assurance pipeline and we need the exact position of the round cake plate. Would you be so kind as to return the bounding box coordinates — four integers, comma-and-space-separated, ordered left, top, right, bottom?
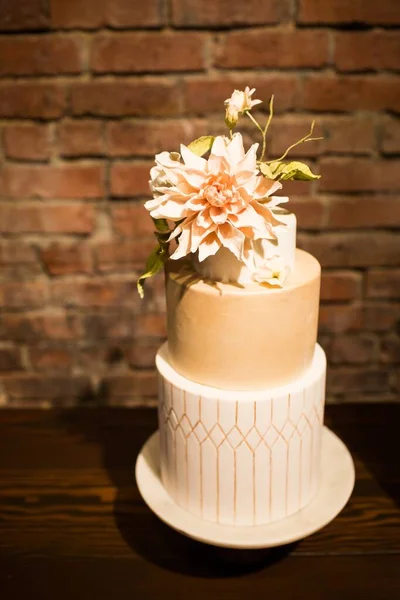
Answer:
135, 427, 355, 549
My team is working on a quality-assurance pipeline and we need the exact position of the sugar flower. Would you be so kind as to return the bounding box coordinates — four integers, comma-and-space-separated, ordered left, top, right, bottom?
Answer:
224, 87, 262, 128
251, 255, 291, 287
145, 133, 288, 263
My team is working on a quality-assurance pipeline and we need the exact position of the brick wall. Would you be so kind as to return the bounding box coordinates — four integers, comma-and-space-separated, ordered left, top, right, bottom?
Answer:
0, 0, 399, 407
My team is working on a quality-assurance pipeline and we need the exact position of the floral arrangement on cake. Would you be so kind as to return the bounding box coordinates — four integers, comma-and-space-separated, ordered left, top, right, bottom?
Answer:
138, 87, 321, 297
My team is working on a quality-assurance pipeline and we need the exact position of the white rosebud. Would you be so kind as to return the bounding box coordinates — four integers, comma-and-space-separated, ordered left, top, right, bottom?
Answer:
224, 86, 262, 128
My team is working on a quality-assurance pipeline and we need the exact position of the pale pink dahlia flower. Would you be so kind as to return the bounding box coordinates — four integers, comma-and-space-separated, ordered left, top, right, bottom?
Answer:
145, 133, 288, 264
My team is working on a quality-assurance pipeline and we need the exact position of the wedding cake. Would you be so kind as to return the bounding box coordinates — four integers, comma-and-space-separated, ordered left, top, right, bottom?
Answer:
139, 88, 325, 526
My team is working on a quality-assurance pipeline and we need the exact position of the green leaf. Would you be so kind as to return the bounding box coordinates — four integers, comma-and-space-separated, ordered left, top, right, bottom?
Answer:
153, 218, 170, 233
259, 162, 277, 179
261, 160, 320, 181
188, 136, 215, 157
137, 244, 166, 299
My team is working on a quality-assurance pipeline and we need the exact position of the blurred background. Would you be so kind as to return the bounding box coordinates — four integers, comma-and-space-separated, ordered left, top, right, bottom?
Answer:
0, 0, 399, 407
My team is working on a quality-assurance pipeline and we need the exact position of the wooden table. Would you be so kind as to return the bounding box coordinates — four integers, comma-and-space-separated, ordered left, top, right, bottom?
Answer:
0, 405, 399, 599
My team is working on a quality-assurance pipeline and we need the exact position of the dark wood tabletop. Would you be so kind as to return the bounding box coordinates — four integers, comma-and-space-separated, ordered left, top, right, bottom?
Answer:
0, 404, 399, 600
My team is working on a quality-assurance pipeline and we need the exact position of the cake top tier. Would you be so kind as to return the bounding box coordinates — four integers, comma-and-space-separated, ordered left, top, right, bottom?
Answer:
138, 87, 321, 298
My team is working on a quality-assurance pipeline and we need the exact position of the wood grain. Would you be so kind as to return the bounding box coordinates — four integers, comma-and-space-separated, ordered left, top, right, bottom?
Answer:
0, 405, 399, 599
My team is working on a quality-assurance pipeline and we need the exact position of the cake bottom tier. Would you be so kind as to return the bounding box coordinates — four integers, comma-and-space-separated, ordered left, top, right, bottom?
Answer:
156, 342, 326, 526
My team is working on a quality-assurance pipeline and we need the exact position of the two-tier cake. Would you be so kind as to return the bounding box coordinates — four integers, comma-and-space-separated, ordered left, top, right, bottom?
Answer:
139, 88, 327, 526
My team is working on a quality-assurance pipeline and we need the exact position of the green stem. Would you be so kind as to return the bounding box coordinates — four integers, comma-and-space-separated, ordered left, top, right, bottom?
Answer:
260, 95, 274, 162
246, 111, 266, 163
266, 121, 323, 164
246, 110, 264, 135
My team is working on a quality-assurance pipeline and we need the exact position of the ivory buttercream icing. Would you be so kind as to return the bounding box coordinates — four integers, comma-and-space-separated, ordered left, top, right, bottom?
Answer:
166, 249, 321, 391
157, 342, 326, 526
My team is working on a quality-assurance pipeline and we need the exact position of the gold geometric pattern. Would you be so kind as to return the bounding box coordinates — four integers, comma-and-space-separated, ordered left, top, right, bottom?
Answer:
158, 370, 326, 526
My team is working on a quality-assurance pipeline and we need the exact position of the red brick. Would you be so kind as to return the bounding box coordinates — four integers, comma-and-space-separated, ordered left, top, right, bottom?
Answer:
0, 164, 104, 199
71, 80, 181, 117
40, 243, 93, 276
134, 314, 166, 338
2, 374, 90, 402
335, 32, 400, 72
301, 75, 400, 113
381, 334, 400, 363
28, 347, 73, 371
0, 35, 84, 76
58, 120, 104, 157
3, 124, 51, 161
270, 115, 376, 158
50, 0, 162, 29
94, 239, 155, 272
298, 0, 400, 25
0, 0, 49, 31
288, 197, 326, 229
321, 271, 362, 301
91, 32, 207, 73
280, 179, 314, 197
0, 241, 41, 278
298, 232, 400, 268
77, 345, 126, 370
0, 347, 23, 371
268, 116, 324, 158
103, 371, 157, 398
321, 116, 377, 155
172, 0, 279, 27
126, 341, 159, 369
381, 117, 400, 155
319, 159, 400, 193
327, 196, 400, 229
0, 308, 82, 342
327, 367, 392, 395
183, 75, 299, 114
366, 269, 400, 299
319, 304, 364, 334
111, 203, 154, 237
216, 29, 329, 69
110, 161, 152, 197
0, 311, 83, 342
51, 277, 140, 308
365, 303, 400, 332
0, 204, 95, 234
82, 311, 136, 340
0, 280, 48, 309
0, 83, 65, 119
106, 119, 207, 157
0, 241, 37, 267
330, 334, 379, 364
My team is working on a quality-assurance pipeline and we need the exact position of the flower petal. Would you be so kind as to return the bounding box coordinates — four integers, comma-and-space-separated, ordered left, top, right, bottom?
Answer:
236, 142, 258, 175
226, 133, 245, 163
170, 227, 192, 260
198, 232, 221, 262
216, 223, 245, 260
180, 144, 207, 171
210, 136, 229, 159
149, 198, 189, 220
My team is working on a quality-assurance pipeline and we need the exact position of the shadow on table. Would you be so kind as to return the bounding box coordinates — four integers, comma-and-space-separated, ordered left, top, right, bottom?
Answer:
325, 403, 400, 508
59, 407, 296, 577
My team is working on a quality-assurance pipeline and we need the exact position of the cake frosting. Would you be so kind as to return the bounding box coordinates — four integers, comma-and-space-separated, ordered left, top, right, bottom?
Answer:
138, 86, 325, 528
166, 249, 321, 391
157, 342, 326, 526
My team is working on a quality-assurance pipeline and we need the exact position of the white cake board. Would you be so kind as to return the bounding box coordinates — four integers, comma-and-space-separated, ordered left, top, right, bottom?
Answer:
135, 427, 355, 549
